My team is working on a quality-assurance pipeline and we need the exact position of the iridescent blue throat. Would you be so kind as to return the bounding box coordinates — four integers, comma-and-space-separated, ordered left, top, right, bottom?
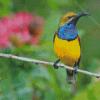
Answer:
58, 23, 78, 41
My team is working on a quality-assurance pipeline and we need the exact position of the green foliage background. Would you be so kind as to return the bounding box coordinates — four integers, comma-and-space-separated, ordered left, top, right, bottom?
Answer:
0, 0, 100, 100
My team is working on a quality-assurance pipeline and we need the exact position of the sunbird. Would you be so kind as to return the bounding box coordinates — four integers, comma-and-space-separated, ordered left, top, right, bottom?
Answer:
53, 12, 91, 84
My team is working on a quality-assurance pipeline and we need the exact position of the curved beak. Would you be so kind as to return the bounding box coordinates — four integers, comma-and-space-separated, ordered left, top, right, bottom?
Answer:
67, 13, 91, 26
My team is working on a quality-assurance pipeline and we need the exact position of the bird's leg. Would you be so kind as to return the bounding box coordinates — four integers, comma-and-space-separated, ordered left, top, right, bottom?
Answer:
53, 59, 60, 69
74, 62, 78, 74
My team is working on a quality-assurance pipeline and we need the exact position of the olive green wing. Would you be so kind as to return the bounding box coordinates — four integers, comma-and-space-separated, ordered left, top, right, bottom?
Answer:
53, 31, 58, 43
78, 34, 81, 47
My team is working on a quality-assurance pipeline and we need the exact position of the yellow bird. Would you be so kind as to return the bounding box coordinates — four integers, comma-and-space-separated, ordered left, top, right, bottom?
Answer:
53, 12, 91, 84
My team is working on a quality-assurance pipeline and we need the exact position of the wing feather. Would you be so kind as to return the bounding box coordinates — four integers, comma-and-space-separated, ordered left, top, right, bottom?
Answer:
53, 31, 58, 43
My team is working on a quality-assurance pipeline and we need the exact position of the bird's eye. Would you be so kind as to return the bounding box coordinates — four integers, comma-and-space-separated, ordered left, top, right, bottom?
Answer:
68, 16, 72, 19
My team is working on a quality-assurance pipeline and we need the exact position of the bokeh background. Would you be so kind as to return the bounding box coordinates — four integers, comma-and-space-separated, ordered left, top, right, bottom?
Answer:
0, 0, 100, 100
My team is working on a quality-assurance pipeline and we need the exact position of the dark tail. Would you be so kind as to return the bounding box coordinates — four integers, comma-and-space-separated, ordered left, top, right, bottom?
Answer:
66, 58, 80, 84
66, 69, 76, 84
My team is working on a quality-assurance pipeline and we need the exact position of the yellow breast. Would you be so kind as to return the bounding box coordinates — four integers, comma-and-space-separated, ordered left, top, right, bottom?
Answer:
54, 34, 81, 67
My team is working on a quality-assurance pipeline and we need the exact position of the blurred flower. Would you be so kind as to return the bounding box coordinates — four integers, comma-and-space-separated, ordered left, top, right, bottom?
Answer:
0, 12, 45, 48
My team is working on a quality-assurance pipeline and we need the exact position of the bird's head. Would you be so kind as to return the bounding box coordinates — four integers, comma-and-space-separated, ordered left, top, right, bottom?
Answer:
59, 12, 91, 27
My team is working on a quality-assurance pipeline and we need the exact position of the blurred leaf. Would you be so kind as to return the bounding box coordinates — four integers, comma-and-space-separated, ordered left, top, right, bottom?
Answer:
72, 82, 100, 100
78, 29, 85, 38
0, 0, 12, 17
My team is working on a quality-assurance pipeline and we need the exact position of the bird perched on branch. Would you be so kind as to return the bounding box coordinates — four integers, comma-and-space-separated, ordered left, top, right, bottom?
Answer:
53, 12, 91, 84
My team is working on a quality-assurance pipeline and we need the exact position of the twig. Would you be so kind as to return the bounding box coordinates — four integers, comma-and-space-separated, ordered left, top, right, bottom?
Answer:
0, 53, 100, 78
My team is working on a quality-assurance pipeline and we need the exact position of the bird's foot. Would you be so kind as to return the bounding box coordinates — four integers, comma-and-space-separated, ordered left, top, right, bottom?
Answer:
74, 65, 78, 74
53, 59, 60, 69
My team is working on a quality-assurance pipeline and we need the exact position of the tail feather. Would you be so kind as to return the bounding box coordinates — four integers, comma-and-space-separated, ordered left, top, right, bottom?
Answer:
66, 70, 76, 84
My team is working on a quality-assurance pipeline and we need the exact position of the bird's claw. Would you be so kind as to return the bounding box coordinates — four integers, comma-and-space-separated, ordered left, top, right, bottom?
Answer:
74, 65, 78, 74
53, 59, 60, 69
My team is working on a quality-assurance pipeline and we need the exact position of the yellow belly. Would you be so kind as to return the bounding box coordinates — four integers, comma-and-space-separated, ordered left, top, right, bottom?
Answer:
54, 34, 81, 67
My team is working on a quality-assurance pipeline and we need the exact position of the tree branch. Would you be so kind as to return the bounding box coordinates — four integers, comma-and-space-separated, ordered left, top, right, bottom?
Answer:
0, 53, 100, 78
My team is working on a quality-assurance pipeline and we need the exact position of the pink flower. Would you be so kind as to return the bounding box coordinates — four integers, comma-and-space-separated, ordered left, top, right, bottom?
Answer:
0, 20, 10, 47
0, 12, 45, 48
